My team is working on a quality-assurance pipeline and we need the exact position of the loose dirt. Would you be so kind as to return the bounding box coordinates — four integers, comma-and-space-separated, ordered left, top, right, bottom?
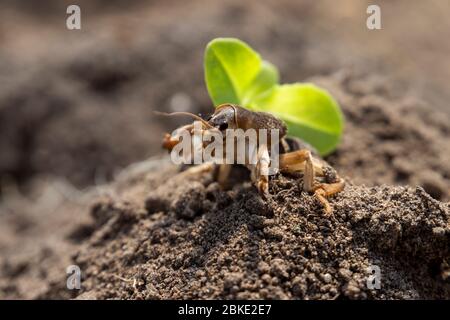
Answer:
1, 73, 449, 299
1, 0, 450, 300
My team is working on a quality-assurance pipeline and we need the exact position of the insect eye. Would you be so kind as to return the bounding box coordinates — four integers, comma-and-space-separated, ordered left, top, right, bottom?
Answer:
219, 122, 228, 131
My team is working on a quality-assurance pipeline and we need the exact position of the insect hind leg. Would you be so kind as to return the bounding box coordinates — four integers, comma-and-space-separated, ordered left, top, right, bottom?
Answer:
279, 149, 345, 214
312, 179, 345, 215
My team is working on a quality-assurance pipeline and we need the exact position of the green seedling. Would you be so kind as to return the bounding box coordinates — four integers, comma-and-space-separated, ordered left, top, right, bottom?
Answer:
204, 38, 344, 155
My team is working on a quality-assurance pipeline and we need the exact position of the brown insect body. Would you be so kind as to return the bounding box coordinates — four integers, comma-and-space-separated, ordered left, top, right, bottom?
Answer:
161, 104, 344, 214
212, 104, 287, 134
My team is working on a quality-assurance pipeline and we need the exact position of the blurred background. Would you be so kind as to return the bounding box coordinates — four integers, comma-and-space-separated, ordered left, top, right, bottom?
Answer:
1, 0, 450, 299
0, 0, 449, 193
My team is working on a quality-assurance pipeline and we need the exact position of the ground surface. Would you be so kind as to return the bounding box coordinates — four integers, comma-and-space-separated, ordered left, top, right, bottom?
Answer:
1, 74, 449, 299
0, 1, 449, 299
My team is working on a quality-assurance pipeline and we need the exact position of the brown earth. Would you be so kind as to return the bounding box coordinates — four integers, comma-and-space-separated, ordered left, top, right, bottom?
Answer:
0, 0, 450, 300
0, 73, 449, 299
70, 175, 450, 299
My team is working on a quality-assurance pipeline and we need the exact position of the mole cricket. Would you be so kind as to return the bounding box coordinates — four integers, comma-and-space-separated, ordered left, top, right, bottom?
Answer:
160, 104, 345, 214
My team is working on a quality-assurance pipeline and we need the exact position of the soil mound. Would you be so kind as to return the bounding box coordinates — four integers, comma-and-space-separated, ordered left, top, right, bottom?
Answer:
1, 74, 449, 299
72, 165, 450, 299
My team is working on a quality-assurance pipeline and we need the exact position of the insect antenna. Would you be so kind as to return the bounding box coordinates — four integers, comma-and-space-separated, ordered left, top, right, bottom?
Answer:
153, 111, 214, 129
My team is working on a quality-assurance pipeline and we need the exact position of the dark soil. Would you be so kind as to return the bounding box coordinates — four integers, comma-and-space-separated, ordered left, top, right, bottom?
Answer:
0, 0, 450, 300
316, 74, 450, 202
65, 167, 450, 300
1, 73, 449, 299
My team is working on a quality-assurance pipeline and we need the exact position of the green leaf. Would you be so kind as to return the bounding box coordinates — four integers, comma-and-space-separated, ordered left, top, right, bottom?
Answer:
203, 37, 344, 154
251, 83, 344, 155
242, 60, 279, 106
204, 38, 267, 106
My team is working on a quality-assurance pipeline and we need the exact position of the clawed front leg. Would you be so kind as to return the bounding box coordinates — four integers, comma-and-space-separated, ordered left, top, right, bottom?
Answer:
280, 149, 345, 214
210, 145, 344, 214
280, 149, 316, 192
